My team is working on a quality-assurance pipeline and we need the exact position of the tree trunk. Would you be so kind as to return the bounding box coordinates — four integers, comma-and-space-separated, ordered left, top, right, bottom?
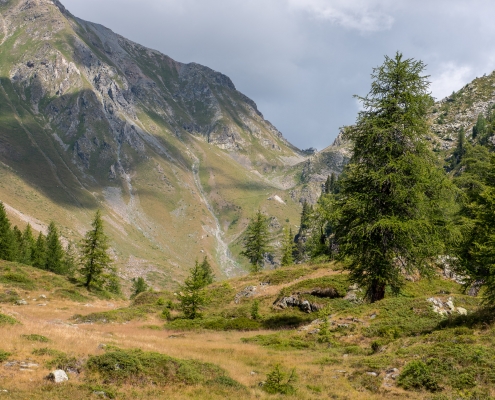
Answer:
369, 280, 386, 302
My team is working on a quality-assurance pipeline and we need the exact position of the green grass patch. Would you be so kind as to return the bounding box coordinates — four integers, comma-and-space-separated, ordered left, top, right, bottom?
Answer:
86, 348, 243, 389
54, 289, 88, 302
21, 334, 50, 343
71, 306, 150, 324
0, 313, 18, 325
0, 272, 35, 290
0, 350, 11, 362
167, 316, 262, 331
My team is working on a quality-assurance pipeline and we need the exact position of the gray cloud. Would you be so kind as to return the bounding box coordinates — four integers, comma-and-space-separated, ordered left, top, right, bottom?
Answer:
62, 0, 495, 149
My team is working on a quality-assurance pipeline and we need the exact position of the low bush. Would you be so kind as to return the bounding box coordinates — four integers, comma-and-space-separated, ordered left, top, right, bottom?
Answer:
21, 334, 49, 342
0, 350, 11, 362
397, 360, 441, 392
0, 312, 18, 325
263, 364, 297, 395
0, 272, 34, 289
86, 348, 242, 389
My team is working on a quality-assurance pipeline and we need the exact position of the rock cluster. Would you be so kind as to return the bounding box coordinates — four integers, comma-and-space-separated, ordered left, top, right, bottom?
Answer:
427, 297, 468, 316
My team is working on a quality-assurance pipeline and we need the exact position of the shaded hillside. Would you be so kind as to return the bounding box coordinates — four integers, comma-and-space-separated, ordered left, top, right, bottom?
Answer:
0, 0, 309, 284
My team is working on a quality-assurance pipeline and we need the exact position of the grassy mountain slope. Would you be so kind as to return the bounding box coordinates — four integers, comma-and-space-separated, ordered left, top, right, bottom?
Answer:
1, 260, 494, 399
0, 0, 313, 284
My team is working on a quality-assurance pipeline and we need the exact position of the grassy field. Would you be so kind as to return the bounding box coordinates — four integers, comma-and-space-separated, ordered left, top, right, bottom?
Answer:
1, 260, 494, 399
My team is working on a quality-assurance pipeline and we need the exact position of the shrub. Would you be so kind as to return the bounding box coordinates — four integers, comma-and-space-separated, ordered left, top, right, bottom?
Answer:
397, 360, 441, 392
0, 313, 18, 325
21, 334, 49, 342
86, 349, 240, 388
0, 350, 11, 362
263, 364, 297, 395
0, 272, 34, 289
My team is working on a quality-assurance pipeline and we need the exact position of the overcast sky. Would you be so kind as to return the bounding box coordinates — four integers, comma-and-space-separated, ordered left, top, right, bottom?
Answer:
61, 0, 495, 150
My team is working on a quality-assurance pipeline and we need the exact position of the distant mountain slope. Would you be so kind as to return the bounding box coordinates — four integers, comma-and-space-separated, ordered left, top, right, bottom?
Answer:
0, 0, 310, 286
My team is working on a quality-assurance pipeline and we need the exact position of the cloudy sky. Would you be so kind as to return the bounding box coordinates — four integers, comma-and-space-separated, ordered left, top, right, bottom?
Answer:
62, 0, 495, 150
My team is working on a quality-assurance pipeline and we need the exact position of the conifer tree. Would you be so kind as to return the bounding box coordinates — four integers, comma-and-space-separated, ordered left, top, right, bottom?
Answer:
62, 242, 78, 277
80, 210, 112, 290
131, 277, 149, 299
45, 221, 65, 274
240, 210, 271, 273
333, 52, 456, 302
453, 144, 495, 304
472, 113, 486, 140
452, 127, 466, 168
0, 202, 15, 261
20, 224, 35, 265
11, 226, 22, 262
32, 232, 47, 269
280, 226, 295, 266
198, 256, 214, 285
178, 261, 209, 319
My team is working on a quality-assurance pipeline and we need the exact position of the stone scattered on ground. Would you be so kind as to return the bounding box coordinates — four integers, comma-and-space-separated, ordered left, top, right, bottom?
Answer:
273, 295, 323, 313
234, 286, 257, 304
427, 297, 467, 316
46, 369, 68, 383
15, 299, 27, 305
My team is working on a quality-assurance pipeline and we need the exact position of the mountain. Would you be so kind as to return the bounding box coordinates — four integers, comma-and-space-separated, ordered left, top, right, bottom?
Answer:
0, 0, 351, 287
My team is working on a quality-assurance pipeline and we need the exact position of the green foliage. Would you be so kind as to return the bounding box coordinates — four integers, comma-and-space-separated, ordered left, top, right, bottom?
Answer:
0, 202, 15, 262
472, 113, 487, 140
0, 350, 11, 362
0, 313, 18, 325
250, 300, 260, 320
280, 226, 295, 266
130, 277, 149, 299
21, 334, 50, 342
86, 348, 240, 388
0, 271, 34, 289
333, 52, 457, 302
45, 221, 65, 275
71, 306, 149, 324
453, 145, 495, 305
19, 224, 35, 265
178, 260, 211, 319
62, 242, 78, 277
199, 256, 215, 285
397, 360, 441, 392
79, 210, 115, 291
167, 316, 262, 331
263, 364, 298, 395
240, 209, 272, 273
31, 232, 47, 269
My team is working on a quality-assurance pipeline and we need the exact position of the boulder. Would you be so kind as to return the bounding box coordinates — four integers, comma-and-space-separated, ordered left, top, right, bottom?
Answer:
46, 369, 68, 383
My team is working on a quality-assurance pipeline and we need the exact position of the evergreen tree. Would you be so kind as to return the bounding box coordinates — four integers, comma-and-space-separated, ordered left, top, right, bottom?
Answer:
0, 202, 15, 261
178, 261, 209, 319
453, 144, 495, 304
299, 201, 312, 231
131, 277, 149, 299
80, 210, 112, 290
472, 114, 486, 140
11, 226, 22, 262
45, 221, 65, 274
20, 224, 35, 265
333, 52, 457, 302
452, 127, 466, 168
62, 242, 78, 277
324, 175, 332, 194
32, 232, 47, 269
240, 210, 272, 273
280, 226, 295, 266
198, 256, 214, 285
